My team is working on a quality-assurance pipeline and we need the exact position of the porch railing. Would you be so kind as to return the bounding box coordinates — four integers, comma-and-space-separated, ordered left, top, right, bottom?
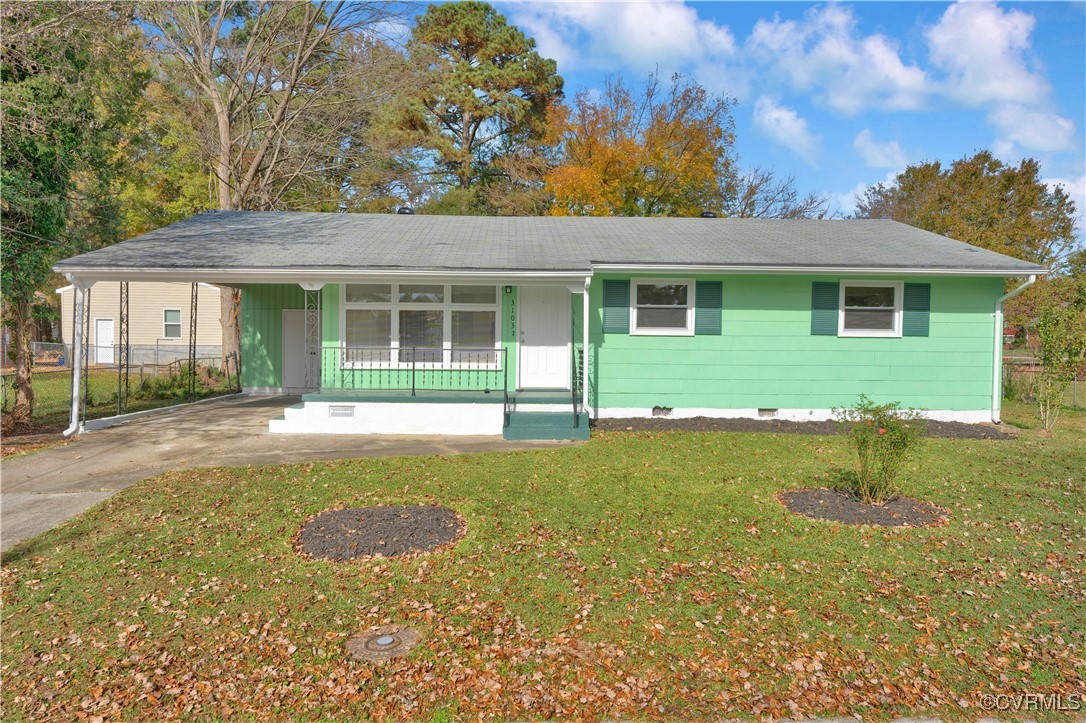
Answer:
321, 345, 508, 400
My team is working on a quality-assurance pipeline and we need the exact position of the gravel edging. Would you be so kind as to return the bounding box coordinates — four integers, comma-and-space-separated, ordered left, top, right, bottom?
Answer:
592, 416, 1014, 440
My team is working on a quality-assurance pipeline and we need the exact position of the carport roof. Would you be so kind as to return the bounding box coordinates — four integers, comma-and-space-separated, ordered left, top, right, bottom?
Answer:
54, 210, 1044, 281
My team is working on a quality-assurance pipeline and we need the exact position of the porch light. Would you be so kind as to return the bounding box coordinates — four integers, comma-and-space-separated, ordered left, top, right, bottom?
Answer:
504, 285, 512, 293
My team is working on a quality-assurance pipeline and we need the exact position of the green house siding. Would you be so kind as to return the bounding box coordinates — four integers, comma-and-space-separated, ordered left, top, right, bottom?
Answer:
588, 274, 1001, 412
240, 284, 304, 388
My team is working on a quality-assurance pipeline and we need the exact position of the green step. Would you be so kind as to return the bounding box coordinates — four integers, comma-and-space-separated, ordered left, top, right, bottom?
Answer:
503, 412, 590, 441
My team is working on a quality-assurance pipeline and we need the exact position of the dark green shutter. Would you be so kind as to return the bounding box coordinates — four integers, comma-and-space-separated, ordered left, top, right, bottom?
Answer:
602, 279, 630, 333
902, 283, 930, 337
811, 282, 839, 335
695, 281, 723, 335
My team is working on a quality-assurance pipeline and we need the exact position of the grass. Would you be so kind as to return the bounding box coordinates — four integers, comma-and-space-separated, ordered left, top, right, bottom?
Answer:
2, 406, 1084, 720
1, 364, 236, 435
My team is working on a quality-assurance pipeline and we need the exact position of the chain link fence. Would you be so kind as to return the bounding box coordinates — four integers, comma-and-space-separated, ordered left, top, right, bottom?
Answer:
1003, 357, 1084, 408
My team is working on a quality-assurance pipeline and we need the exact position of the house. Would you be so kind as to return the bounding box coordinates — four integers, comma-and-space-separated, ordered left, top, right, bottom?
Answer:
56, 282, 223, 366
53, 211, 1043, 439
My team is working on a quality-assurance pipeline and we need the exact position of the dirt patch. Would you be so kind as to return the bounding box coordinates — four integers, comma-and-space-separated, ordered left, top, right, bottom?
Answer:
296, 505, 464, 561
0, 431, 70, 460
779, 488, 949, 527
592, 416, 1013, 440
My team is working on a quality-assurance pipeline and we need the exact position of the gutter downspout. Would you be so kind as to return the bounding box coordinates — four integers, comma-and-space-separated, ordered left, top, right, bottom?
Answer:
583, 275, 591, 418
64, 276, 88, 436
992, 274, 1036, 423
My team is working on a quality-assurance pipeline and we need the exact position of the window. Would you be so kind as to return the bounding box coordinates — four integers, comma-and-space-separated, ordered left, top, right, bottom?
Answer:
838, 281, 903, 337
163, 309, 182, 339
341, 283, 499, 366
630, 279, 694, 335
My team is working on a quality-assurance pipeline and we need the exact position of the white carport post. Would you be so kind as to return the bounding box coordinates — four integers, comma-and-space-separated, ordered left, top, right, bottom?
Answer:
64, 275, 92, 436
582, 275, 591, 417
300, 282, 324, 392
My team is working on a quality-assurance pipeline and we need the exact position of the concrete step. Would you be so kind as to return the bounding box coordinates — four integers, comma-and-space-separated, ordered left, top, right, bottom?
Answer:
503, 411, 590, 441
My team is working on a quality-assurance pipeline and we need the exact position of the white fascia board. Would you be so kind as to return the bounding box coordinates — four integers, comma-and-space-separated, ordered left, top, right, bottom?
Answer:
52, 267, 590, 286
589, 263, 1047, 277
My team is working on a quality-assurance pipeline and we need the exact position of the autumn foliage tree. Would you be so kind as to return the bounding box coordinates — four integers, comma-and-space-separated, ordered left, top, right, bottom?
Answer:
855, 151, 1079, 268
141, 0, 404, 364
546, 74, 737, 217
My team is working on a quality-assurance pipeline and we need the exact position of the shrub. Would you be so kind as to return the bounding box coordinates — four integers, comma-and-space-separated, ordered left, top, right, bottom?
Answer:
834, 395, 925, 505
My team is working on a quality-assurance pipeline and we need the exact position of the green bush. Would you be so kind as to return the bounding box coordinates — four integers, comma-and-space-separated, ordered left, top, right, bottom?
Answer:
834, 395, 925, 505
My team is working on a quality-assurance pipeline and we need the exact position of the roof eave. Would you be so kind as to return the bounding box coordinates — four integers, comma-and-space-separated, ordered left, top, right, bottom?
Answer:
590, 263, 1047, 277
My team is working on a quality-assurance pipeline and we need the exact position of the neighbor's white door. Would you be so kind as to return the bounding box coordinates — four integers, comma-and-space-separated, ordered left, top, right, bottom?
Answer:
518, 286, 571, 389
282, 310, 306, 390
94, 319, 114, 365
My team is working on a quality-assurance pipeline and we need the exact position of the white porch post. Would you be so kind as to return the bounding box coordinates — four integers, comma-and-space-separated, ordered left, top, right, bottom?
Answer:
582, 275, 591, 416
300, 283, 324, 393
64, 276, 91, 436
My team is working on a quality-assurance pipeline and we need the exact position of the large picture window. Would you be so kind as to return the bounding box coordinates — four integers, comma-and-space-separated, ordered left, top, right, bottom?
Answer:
630, 279, 694, 335
838, 281, 903, 337
342, 283, 499, 366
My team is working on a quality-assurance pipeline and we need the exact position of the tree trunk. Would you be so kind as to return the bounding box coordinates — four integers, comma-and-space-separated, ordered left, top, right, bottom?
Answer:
219, 287, 241, 378
7, 299, 35, 433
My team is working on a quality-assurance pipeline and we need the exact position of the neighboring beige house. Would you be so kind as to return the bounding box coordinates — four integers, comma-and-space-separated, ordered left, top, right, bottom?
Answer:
58, 282, 223, 365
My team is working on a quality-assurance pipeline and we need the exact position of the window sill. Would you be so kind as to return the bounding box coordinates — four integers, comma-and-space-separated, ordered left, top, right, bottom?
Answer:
837, 330, 903, 338
630, 328, 695, 337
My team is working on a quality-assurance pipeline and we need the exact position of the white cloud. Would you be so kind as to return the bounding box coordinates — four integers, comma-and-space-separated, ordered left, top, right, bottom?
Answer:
853, 129, 907, 169
753, 97, 819, 163
506, 2, 736, 74
927, 2, 1047, 106
747, 5, 928, 114
988, 104, 1076, 153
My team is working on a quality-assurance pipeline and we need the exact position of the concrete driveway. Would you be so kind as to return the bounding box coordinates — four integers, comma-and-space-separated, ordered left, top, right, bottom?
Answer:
1, 395, 564, 553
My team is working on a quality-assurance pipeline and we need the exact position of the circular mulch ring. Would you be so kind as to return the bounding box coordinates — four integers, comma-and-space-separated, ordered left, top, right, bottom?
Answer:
779, 488, 949, 527
296, 505, 464, 561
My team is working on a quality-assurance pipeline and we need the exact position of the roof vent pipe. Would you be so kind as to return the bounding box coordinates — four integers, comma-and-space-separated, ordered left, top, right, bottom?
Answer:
396, 206, 415, 215
700, 211, 717, 218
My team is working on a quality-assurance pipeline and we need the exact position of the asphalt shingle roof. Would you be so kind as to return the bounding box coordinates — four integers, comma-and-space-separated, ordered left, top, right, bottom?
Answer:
55, 211, 1043, 275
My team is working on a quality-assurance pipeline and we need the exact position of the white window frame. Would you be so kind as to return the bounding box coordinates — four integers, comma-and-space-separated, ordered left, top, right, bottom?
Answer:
630, 278, 695, 336
340, 283, 502, 369
838, 280, 903, 338
163, 308, 182, 339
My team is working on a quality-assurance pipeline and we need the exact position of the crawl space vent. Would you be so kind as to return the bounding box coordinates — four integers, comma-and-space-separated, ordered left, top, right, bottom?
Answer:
652, 406, 673, 418
329, 405, 356, 418
757, 408, 778, 419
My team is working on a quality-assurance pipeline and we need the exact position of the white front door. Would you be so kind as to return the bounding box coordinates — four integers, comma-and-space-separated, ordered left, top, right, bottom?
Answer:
282, 310, 306, 390
94, 319, 114, 365
518, 286, 571, 389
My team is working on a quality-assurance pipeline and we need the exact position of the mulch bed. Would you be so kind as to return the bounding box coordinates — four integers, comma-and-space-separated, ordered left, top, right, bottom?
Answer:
592, 416, 1013, 440
778, 488, 949, 527
296, 505, 465, 561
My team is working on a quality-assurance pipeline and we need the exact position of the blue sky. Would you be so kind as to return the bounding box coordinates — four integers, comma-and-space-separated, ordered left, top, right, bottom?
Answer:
475, 1, 1085, 222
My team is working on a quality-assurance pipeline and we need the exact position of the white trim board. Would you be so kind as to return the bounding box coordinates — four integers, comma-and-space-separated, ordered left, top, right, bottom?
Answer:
594, 407, 994, 424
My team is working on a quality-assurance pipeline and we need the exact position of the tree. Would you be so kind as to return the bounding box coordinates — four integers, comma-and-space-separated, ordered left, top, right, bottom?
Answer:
1034, 293, 1086, 431
386, 1, 562, 194
855, 151, 1080, 268
546, 74, 736, 217
1, 1, 148, 432
141, 1, 404, 364
725, 166, 830, 219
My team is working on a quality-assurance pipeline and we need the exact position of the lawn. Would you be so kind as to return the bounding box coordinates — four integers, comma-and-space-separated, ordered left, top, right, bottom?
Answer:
2, 405, 1084, 720
1, 364, 236, 438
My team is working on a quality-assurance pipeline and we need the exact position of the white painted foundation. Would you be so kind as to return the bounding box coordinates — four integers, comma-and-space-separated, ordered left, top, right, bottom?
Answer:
594, 407, 993, 424
269, 401, 505, 435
